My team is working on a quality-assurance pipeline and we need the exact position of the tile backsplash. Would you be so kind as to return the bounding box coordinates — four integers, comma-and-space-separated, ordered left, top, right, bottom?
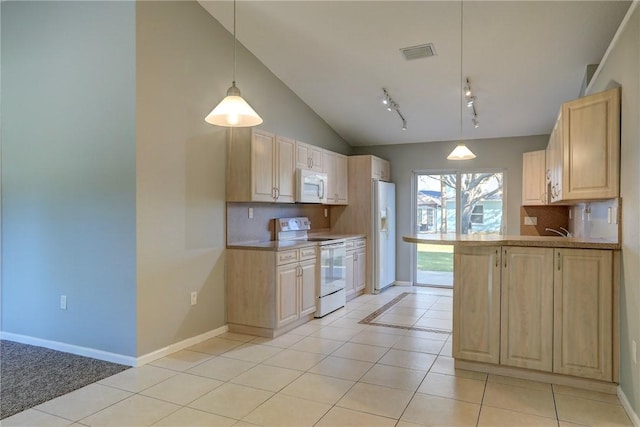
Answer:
570, 198, 620, 241
520, 206, 570, 236
227, 202, 330, 244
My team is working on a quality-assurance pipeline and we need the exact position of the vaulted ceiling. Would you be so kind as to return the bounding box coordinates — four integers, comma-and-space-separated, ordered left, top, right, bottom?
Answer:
199, 1, 631, 146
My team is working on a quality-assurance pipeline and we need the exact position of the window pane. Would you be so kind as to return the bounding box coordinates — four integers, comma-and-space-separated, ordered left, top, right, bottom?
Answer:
416, 174, 457, 234
460, 173, 503, 235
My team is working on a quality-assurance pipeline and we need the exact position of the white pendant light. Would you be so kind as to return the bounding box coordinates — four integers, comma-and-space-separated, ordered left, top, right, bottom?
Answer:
447, 0, 476, 161
205, 0, 263, 127
447, 143, 476, 160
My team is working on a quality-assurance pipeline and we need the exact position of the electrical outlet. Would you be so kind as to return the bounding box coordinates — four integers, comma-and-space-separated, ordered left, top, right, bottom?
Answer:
248, 208, 254, 219
633, 340, 637, 364
324, 208, 328, 218
523, 216, 537, 226
60, 295, 67, 310
191, 291, 198, 306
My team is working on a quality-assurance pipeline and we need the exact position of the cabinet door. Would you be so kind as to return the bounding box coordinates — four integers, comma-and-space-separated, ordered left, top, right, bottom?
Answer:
275, 136, 296, 203
549, 114, 563, 203
251, 130, 276, 202
501, 247, 554, 371
522, 150, 547, 205
296, 141, 322, 171
344, 251, 355, 297
554, 249, 613, 381
309, 146, 323, 172
336, 153, 348, 204
299, 260, 317, 317
323, 150, 337, 204
354, 248, 366, 292
562, 88, 620, 201
371, 157, 390, 181
277, 264, 299, 328
453, 246, 501, 364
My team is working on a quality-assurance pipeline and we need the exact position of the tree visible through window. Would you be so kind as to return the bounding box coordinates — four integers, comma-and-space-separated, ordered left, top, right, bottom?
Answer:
414, 170, 504, 287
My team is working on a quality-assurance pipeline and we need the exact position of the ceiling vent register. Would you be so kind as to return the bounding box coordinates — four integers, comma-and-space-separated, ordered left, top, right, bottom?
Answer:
400, 43, 437, 61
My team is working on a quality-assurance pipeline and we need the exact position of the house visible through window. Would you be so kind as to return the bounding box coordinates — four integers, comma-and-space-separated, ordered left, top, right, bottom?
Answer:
471, 205, 484, 224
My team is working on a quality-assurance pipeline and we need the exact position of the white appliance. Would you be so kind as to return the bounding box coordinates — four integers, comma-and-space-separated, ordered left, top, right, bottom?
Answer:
316, 240, 346, 317
275, 217, 346, 317
296, 168, 327, 203
373, 180, 396, 293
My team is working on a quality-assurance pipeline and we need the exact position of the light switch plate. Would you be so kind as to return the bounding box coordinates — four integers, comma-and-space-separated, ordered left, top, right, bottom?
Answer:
524, 216, 537, 226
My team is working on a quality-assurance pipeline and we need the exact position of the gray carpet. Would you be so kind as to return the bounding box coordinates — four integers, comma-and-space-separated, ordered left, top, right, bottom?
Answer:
0, 340, 130, 420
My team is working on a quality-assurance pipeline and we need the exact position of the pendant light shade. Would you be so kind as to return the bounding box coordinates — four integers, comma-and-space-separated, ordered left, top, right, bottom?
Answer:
205, 0, 263, 128
447, 143, 476, 160
205, 83, 263, 127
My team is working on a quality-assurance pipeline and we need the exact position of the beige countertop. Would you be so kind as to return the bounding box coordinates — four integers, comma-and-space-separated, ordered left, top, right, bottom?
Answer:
402, 233, 620, 250
228, 233, 365, 251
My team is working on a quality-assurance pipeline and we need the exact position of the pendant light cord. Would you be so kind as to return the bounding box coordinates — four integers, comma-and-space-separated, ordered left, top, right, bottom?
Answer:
233, 0, 237, 85
459, 0, 463, 139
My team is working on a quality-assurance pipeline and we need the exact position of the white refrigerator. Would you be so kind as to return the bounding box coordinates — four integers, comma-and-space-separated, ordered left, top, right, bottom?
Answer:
372, 180, 396, 293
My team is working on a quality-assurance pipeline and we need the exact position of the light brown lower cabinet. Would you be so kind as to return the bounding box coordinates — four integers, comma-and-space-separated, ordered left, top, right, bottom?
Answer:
554, 249, 613, 381
453, 246, 501, 364
227, 246, 317, 337
276, 258, 316, 328
454, 246, 614, 383
345, 238, 366, 300
501, 247, 554, 372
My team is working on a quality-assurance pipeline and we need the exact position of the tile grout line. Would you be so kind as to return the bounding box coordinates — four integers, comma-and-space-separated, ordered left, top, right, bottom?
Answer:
551, 384, 561, 427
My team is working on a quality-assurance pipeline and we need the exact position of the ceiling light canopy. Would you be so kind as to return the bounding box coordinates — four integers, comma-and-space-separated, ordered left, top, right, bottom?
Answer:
205, 0, 263, 128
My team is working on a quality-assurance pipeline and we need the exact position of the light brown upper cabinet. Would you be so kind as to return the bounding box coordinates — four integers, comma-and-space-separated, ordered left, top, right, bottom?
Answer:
522, 150, 547, 205
547, 112, 564, 203
548, 87, 620, 203
227, 129, 295, 203
323, 149, 348, 205
296, 140, 323, 172
372, 156, 391, 181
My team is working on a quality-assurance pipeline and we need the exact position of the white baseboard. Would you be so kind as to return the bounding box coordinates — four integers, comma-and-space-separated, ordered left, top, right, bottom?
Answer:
618, 386, 640, 427
1, 325, 229, 368
0, 332, 137, 366
394, 281, 413, 287
135, 324, 228, 367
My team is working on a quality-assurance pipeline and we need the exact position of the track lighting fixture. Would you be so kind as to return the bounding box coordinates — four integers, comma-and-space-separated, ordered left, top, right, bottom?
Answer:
381, 88, 407, 131
464, 78, 479, 128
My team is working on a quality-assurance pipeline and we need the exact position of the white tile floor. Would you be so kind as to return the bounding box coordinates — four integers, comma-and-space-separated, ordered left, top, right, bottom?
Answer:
3, 286, 634, 427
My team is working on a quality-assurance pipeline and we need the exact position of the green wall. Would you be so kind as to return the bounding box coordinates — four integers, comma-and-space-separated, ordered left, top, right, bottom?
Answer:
587, 2, 640, 418
1, 1, 137, 356
1, 0, 350, 360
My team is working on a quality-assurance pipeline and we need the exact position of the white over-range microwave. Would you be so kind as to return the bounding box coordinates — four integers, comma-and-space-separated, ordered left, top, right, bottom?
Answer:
296, 168, 327, 203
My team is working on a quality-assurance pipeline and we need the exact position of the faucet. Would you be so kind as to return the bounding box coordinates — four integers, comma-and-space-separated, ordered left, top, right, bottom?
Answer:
545, 227, 571, 237
559, 227, 573, 237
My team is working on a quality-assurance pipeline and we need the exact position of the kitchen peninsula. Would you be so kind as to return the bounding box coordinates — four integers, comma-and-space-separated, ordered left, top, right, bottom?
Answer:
403, 233, 620, 393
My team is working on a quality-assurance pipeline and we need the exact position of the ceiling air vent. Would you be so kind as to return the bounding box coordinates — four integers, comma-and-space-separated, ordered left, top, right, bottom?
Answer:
400, 43, 436, 61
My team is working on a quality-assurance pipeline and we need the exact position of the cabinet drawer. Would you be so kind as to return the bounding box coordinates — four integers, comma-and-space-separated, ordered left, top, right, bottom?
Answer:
355, 239, 366, 248
345, 240, 356, 251
299, 247, 317, 260
277, 250, 298, 265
